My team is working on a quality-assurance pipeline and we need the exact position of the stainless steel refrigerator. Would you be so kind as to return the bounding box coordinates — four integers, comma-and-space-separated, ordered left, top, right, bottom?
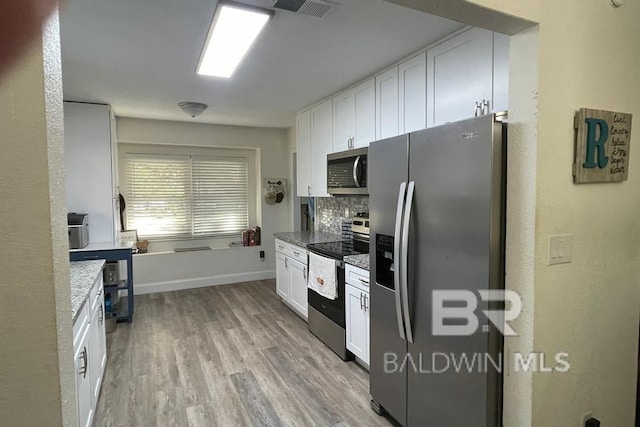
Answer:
369, 114, 506, 426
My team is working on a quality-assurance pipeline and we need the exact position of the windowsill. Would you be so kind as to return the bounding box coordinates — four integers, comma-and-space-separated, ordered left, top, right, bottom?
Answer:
134, 245, 263, 256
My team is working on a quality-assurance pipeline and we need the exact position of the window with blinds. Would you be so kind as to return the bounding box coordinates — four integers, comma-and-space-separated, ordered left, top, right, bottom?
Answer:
124, 154, 249, 239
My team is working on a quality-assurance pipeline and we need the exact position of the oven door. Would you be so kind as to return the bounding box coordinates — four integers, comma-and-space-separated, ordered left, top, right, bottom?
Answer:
307, 261, 346, 328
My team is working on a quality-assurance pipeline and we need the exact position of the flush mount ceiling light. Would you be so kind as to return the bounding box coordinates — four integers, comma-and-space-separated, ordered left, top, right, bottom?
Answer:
610, 0, 625, 6
178, 102, 208, 117
197, 1, 274, 78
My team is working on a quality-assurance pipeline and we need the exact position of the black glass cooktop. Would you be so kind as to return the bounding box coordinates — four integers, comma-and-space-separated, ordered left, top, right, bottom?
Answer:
307, 240, 368, 259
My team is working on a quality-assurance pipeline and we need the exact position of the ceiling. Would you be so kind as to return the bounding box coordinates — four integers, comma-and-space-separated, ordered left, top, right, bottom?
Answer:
59, 0, 463, 128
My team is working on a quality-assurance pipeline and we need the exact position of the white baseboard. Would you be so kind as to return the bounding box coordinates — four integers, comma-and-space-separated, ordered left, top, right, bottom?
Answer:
133, 270, 276, 295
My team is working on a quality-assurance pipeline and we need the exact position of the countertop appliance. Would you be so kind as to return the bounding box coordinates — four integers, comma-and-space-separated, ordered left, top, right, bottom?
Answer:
369, 114, 506, 426
68, 213, 89, 249
327, 147, 368, 195
307, 226, 369, 360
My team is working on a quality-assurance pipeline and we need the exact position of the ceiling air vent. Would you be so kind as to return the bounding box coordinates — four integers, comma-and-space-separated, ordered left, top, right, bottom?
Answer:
273, 0, 336, 18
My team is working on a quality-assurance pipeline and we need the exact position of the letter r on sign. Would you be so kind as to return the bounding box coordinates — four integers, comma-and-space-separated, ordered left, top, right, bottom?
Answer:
583, 118, 609, 169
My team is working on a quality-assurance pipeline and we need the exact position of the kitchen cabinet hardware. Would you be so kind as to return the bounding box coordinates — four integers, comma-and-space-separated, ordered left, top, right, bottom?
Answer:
98, 305, 104, 325
359, 278, 369, 285
474, 101, 482, 117
482, 99, 490, 115
80, 346, 88, 378
360, 292, 364, 310
285, 257, 288, 268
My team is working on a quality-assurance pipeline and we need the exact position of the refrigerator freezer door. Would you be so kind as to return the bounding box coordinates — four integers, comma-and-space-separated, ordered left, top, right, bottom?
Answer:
369, 134, 409, 426
406, 115, 504, 426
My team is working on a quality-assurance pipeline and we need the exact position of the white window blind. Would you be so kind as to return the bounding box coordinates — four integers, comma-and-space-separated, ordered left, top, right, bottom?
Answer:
124, 154, 249, 239
192, 156, 249, 236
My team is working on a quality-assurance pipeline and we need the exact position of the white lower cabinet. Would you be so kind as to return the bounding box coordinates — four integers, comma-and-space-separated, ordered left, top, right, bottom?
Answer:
275, 252, 290, 300
89, 289, 107, 403
73, 274, 107, 427
275, 239, 308, 319
74, 327, 93, 427
345, 264, 370, 366
288, 258, 308, 318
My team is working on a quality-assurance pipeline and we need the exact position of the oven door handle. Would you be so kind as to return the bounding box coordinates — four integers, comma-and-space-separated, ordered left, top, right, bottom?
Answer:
394, 182, 407, 341
353, 156, 361, 188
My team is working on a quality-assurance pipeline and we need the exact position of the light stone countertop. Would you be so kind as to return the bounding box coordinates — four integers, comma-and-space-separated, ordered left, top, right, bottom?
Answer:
70, 260, 105, 322
273, 231, 343, 248
344, 254, 370, 271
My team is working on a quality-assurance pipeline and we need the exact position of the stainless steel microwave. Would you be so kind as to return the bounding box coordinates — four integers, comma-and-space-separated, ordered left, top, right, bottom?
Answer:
327, 147, 368, 195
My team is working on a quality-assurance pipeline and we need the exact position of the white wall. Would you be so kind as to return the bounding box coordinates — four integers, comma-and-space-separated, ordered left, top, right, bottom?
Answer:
117, 118, 292, 294
0, 10, 76, 426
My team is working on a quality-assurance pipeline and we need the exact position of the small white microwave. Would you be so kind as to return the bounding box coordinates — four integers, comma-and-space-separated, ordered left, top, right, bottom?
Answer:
327, 147, 368, 195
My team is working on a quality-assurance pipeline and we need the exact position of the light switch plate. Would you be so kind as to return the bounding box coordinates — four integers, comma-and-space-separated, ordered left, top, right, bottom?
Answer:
549, 234, 574, 265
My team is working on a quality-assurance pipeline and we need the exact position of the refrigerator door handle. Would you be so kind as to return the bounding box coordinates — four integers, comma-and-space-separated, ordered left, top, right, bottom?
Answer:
394, 182, 407, 341
401, 181, 415, 343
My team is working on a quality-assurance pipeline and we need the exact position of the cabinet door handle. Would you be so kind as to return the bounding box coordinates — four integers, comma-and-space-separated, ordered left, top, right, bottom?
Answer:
474, 101, 482, 117
359, 278, 369, 285
79, 346, 88, 378
365, 294, 369, 312
293, 251, 300, 256
360, 293, 364, 310
285, 258, 288, 269
303, 267, 307, 282
482, 99, 490, 115
99, 304, 104, 325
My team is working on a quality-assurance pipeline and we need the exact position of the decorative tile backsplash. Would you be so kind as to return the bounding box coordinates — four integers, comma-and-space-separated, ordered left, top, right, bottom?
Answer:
315, 196, 369, 236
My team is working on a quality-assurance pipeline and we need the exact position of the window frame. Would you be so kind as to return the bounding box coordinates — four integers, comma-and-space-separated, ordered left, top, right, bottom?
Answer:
119, 143, 258, 243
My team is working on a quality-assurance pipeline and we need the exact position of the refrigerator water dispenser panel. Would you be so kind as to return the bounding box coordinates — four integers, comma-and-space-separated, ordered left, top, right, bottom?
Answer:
375, 234, 395, 290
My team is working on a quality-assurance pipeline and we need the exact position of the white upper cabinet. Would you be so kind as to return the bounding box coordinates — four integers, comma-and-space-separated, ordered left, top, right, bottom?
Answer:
492, 32, 510, 113
399, 52, 427, 134
352, 79, 376, 148
376, 67, 399, 140
332, 78, 375, 151
296, 110, 312, 197
296, 27, 510, 194
297, 100, 333, 198
310, 99, 332, 197
333, 90, 353, 152
426, 27, 494, 127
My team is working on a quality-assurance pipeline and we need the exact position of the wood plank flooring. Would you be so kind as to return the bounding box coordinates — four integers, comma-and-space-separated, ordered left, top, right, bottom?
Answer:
94, 280, 392, 427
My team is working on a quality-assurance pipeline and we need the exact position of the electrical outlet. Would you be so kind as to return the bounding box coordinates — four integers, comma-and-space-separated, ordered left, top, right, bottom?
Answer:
582, 412, 593, 425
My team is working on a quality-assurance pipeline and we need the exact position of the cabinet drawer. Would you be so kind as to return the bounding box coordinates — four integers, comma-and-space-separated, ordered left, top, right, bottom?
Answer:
73, 302, 90, 350
287, 244, 307, 265
275, 239, 289, 254
346, 264, 369, 291
275, 239, 308, 265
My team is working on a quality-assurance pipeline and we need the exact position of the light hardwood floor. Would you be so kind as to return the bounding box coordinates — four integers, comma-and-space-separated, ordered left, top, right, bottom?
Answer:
94, 280, 392, 427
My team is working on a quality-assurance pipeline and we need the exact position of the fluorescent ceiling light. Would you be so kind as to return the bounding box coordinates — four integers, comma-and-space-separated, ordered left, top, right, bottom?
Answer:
197, 2, 273, 78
